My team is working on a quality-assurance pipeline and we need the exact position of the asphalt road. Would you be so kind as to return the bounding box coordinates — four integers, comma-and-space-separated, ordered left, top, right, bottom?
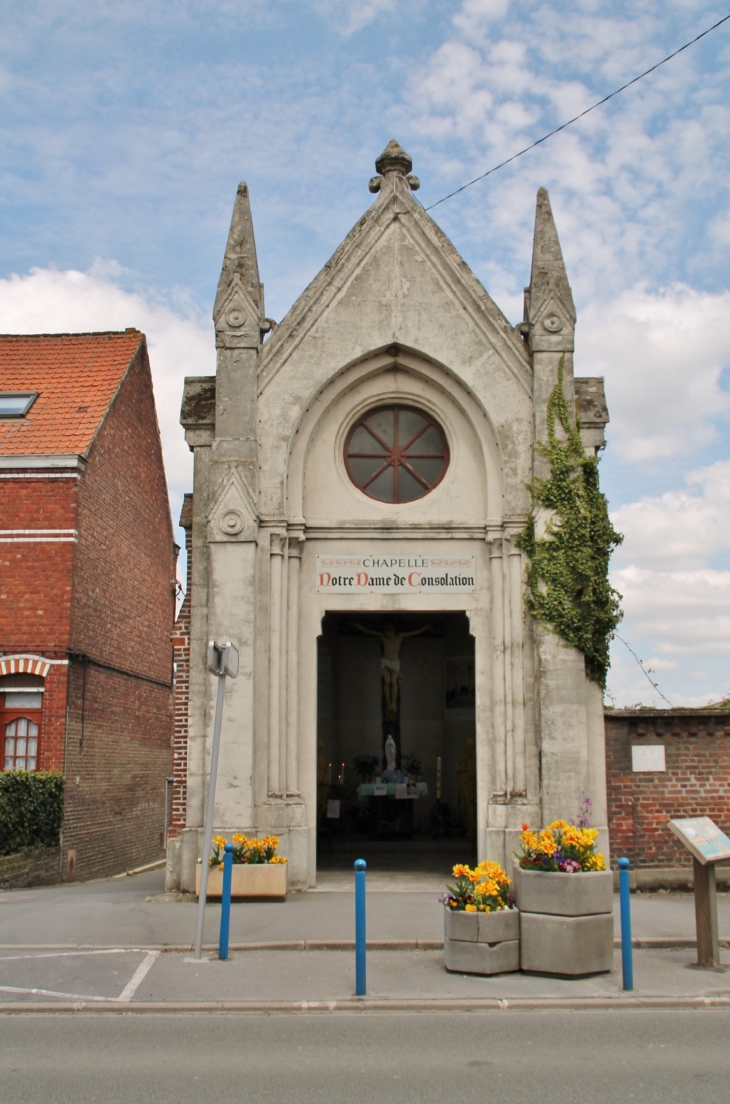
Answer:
1, 1010, 729, 1103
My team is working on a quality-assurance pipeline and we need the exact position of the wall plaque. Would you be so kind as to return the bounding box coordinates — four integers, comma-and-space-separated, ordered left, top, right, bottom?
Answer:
631, 745, 665, 772
316, 553, 475, 594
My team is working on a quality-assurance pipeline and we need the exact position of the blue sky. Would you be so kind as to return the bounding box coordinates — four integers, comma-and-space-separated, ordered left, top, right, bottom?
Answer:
1, 0, 730, 705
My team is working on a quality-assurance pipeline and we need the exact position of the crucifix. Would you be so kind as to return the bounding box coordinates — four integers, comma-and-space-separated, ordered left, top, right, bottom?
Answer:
352, 621, 432, 767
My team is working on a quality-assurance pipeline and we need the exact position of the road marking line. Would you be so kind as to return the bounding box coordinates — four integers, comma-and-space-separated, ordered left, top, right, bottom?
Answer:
0, 949, 142, 962
0, 984, 110, 1002
118, 951, 159, 1002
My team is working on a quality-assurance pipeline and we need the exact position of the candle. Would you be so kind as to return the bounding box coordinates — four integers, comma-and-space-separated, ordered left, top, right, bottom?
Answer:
340, 762, 345, 784
328, 762, 332, 785
436, 756, 442, 800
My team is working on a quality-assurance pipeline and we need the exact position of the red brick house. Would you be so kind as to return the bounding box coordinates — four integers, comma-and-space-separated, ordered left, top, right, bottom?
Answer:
0, 331, 177, 881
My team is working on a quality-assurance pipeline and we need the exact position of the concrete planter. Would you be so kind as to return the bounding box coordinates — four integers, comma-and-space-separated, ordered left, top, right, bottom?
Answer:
195, 862, 287, 899
512, 863, 613, 916
443, 907, 520, 975
512, 862, 613, 976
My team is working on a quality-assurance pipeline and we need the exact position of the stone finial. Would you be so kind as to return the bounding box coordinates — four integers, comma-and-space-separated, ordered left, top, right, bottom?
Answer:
369, 139, 420, 193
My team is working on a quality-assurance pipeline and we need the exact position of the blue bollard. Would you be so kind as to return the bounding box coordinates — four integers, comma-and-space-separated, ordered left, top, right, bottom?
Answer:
618, 856, 633, 991
219, 842, 234, 961
355, 858, 367, 996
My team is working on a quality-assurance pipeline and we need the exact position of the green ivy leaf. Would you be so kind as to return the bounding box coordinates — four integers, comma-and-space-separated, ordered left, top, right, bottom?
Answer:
517, 357, 623, 687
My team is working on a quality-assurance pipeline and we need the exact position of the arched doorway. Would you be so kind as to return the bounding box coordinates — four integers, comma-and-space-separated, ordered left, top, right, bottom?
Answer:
316, 611, 477, 875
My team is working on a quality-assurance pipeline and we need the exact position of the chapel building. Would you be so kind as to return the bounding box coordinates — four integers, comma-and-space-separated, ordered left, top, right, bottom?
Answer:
169, 141, 610, 891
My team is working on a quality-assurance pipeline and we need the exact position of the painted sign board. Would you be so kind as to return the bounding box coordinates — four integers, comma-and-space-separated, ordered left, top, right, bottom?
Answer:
316, 553, 476, 594
669, 817, 730, 866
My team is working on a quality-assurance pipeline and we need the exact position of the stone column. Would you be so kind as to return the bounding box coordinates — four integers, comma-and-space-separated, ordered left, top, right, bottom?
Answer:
278, 537, 289, 796
507, 533, 527, 798
286, 536, 302, 795
501, 540, 514, 797
268, 533, 285, 797
488, 526, 507, 802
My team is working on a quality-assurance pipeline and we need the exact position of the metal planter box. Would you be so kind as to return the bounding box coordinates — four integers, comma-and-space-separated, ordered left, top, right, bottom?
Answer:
443, 907, 520, 976
195, 863, 287, 899
512, 862, 613, 976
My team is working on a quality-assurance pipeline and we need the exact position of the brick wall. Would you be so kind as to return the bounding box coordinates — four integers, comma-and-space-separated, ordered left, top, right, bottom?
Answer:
62, 658, 173, 879
0, 472, 76, 651
70, 343, 175, 683
63, 340, 176, 879
170, 494, 192, 836
0, 472, 77, 772
605, 709, 730, 867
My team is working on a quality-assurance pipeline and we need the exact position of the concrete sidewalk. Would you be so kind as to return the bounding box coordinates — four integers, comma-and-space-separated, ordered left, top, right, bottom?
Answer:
0, 945, 729, 1011
2, 867, 730, 949
1, 869, 729, 1011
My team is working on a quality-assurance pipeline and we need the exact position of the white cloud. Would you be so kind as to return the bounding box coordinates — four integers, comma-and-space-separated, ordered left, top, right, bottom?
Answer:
645, 658, 680, 672
612, 459, 730, 569
311, 0, 400, 35
453, 0, 511, 37
579, 286, 730, 462
606, 456, 730, 704
0, 264, 211, 539
613, 565, 730, 657
405, 1, 730, 309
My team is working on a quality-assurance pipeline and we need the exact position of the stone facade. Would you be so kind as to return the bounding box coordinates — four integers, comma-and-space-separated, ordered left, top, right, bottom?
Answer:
170, 142, 611, 891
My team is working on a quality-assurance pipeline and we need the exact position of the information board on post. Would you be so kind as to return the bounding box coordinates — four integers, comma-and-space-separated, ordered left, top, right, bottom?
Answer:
669, 817, 730, 866
316, 553, 476, 594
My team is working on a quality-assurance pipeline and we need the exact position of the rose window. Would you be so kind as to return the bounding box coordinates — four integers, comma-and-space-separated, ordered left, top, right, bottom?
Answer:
344, 406, 449, 503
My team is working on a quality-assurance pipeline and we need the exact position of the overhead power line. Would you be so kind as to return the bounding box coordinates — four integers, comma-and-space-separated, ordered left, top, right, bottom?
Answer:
425, 12, 730, 211
614, 633, 673, 708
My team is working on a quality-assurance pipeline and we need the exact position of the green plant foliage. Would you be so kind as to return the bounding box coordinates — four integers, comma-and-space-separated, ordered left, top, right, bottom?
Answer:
0, 771, 64, 856
518, 357, 623, 687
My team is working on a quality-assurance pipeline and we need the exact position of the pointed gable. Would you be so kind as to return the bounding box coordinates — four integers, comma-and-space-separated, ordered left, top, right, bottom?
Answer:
258, 141, 530, 399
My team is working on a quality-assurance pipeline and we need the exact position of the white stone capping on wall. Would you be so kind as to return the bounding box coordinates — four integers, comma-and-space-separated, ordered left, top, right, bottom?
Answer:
0, 454, 86, 470
0, 472, 80, 479
0, 529, 78, 542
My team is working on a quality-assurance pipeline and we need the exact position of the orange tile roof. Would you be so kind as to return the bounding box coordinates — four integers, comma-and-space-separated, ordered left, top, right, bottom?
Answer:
0, 332, 144, 457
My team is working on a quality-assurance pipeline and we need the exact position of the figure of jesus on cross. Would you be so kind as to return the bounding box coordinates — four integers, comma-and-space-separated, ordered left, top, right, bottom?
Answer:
352, 621, 432, 713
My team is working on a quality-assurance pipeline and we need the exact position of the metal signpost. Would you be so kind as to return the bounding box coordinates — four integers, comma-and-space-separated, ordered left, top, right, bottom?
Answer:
669, 816, 730, 969
193, 641, 239, 961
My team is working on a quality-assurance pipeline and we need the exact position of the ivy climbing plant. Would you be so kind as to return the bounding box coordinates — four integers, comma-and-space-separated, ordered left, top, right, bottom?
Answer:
517, 357, 623, 687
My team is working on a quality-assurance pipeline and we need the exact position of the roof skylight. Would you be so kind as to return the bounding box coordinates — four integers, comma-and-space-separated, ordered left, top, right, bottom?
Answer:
0, 393, 38, 418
